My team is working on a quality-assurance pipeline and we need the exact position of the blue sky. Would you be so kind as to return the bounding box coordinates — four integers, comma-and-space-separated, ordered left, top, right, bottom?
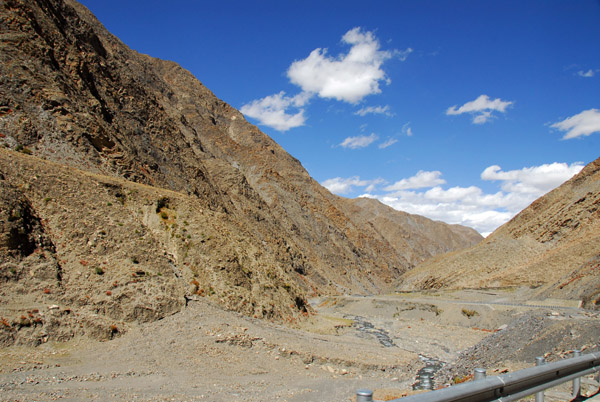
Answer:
79, 0, 600, 235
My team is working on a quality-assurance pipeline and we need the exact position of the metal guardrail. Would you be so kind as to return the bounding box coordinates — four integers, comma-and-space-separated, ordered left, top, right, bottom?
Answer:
357, 350, 600, 402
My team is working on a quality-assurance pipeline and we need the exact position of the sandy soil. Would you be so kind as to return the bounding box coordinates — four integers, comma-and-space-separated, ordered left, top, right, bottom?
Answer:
1, 288, 597, 402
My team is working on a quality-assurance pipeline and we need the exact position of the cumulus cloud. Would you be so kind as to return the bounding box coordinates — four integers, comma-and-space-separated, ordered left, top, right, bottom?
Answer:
481, 162, 584, 195
577, 69, 595, 78
355, 105, 393, 117
384, 170, 446, 191
322, 176, 385, 195
240, 91, 310, 132
551, 109, 600, 139
446, 94, 513, 124
243, 28, 407, 131
336, 162, 584, 236
287, 27, 399, 104
340, 133, 379, 149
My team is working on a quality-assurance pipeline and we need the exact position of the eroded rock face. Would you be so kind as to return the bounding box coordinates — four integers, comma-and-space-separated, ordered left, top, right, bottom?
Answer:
0, 180, 41, 258
0, 0, 481, 344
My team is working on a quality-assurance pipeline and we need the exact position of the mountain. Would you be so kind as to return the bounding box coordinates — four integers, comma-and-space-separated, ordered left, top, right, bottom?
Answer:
398, 157, 600, 308
339, 197, 482, 269
0, 0, 480, 344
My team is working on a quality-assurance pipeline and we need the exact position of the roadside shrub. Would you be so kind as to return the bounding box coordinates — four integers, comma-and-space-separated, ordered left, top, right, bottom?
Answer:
461, 308, 479, 318
156, 197, 169, 212
95, 267, 104, 275
454, 374, 473, 384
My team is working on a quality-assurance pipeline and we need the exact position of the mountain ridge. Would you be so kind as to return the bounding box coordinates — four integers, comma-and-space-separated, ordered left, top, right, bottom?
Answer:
0, 0, 481, 344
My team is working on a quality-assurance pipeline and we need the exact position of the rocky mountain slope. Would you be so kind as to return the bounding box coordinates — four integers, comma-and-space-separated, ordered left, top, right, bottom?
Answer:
339, 197, 482, 269
398, 157, 600, 308
0, 0, 480, 345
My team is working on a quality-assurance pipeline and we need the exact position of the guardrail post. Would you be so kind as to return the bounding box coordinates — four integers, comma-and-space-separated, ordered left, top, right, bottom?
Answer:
536, 356, 546, 402
474, 368, 486, 380
356, 388, 373, 402
573, 350, 581, 398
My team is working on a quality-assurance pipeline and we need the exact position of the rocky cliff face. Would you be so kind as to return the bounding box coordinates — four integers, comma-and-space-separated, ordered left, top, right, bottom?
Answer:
0, 0, 481, 345
398, 157, 600, 308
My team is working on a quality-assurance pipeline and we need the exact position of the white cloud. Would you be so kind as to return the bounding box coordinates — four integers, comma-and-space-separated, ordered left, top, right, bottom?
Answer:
287, 27, 399, 104
446, 94, 513, 124
355, 105, 393, 117
472, 110, 492, 124
341, 162, 584, 235
550, 109, 600, 139
243, 28, 407, 131
401, 122, 413, 136
378, 137, 398, 149
384, 170, 446, 191
340, 133, 378, 149
424, 185, 482, 203
481, 163, 584, 196
396, 47, 414, 61
365, 178, 386, 192
577, 69, 595, 78
240, 91, 311, 132
322, 176, 385, 195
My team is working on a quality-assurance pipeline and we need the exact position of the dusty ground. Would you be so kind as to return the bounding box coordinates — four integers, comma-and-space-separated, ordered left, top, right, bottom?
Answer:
1, 288, 598, 402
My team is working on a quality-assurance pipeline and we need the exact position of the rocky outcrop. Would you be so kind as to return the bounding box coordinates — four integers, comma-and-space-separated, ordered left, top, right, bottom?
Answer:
0, 0, 480, 344
398, 157, 600, 308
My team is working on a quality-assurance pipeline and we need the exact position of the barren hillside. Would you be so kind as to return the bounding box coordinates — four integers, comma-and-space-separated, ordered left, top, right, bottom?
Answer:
398, 157, 600, 308
0, 0, 481, 345
340, 197, 482, 268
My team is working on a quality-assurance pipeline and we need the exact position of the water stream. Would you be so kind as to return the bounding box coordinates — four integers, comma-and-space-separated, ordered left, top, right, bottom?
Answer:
344, 314, 445, 389
345, 315, 396, 348
413, 355, 444, 390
